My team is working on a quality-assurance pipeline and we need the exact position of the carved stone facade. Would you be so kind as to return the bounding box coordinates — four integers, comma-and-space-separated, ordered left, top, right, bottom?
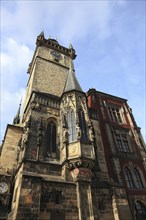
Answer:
0, 33, 145, 220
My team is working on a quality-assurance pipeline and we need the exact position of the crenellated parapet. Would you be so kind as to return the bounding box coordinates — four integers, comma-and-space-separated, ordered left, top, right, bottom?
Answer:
36, 31, 77, 60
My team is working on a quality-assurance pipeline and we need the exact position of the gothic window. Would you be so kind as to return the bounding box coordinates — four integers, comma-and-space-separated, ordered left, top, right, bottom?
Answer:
124, 167, 134, 188
135, 201, 146, 220
47, 121, 57, 153
133, 168, 143, 189
67, 110, 76, 142
89, 109, 98, 120
91, 94, 95, 103
115, 133, 131, 152
78, 109, 88, 144
108, 106, 123, 124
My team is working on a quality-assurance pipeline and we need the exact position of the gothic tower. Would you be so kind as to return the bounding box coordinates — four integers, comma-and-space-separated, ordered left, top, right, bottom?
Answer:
0, 32, 145, 220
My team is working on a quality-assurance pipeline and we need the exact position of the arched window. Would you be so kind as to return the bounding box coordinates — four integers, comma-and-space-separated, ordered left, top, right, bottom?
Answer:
133, 168, 143, 189
124, 167, 134, 189
135, 201, 146, 220
67, 110, 76, 142
78, 109, 88, 144
47, 121, 57, 153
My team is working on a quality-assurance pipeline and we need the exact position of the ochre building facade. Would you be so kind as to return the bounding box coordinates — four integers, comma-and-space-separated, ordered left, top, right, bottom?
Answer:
0, 32, 146, 220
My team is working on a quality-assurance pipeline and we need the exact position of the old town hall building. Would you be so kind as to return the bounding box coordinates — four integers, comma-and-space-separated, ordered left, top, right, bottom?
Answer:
0, 32, 146, 220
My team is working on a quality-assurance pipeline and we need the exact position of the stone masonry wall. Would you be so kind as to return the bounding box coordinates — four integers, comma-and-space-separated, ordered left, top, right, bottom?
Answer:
0, 125, 22, 170
32, 57, 68, 97
15, 176, 78, 220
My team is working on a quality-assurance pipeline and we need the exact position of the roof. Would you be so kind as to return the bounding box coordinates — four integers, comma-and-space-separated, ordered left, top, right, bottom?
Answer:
87, 88, 127, 102
64, 61, 83, 93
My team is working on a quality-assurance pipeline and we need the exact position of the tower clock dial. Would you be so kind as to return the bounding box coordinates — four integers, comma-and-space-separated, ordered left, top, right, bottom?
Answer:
0, 182, 9, 194
50, 50, 62, 60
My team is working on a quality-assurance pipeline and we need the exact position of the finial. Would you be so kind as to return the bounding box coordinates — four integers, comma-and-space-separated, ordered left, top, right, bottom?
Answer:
13, 99, 22, 125
69, 43, 73, 49
39, 31, 44, 37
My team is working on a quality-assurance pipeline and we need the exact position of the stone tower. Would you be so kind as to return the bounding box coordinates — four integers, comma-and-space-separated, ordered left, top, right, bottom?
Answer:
0, 32, 145, 220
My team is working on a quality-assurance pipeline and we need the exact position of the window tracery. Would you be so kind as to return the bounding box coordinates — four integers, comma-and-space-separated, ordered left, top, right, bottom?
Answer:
108, 105, 124, 124
133, 168, 143, 189
124, 167, 134, 188
135, 201, 146, 220
78, 109, 88, 144
124, 167, 144, 189
115, 133, 131, 152
46, 120, 57, 155
67, 110, 76, 142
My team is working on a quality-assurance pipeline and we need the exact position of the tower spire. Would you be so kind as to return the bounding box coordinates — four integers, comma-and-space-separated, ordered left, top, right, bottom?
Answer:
13, 99, 22, 125
64, 60, 83, 93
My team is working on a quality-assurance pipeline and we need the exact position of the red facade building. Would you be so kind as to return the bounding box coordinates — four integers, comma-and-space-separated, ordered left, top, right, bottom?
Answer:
87, 89, 146, 220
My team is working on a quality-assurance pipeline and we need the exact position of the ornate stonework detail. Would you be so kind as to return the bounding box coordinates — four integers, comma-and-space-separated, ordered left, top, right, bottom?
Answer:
36, 34, 76, 60
21, 115, 31, 152
67, 159, 95, 171
88, 125, 95, 144
60, 93, 76, 114
62, 127, 68, 144
30, 101, 41, 111
47, 109, 59, 117
68, 145, 79, 158
37, 119, 43, 147
76, 122, 81, 140
36, 119, 43, 160
71, 168, 92, 182
78, 96, 87, 112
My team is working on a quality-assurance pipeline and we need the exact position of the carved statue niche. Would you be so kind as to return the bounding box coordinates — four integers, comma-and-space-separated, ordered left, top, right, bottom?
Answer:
62, 114, 67, 129
76, 122, 81, 140
88, 124, 95, 144
17, 116, 31, 164
63, 127, 68, 144
61, 114, 68, 150
22, 115, 31, 149
37, 119, 43, 147
36, 119, 43, 160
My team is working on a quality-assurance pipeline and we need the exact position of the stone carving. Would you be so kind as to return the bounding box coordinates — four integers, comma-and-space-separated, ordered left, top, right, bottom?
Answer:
22, 115, 31, 149
76, 123, 81, 140
67, 160, 94, 171
30, 101, 41, 111
71, 167, 92, 182
37, 119, 43, 147
88, 125, 95, 143
62, 114, 67, 128
36, 119, 43, 160
63, 127, 68, 143
17, 115, 31, 163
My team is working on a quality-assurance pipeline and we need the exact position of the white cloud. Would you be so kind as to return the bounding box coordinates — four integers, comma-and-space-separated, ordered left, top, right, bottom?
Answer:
1, 1, 116, 45
0, 36, 33, 141
1, 36, 33, 90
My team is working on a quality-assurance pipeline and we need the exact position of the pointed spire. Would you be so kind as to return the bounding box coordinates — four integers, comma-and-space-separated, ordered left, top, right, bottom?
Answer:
13, 99, 22, 125
69, 43, 73, 49
64, 60, 83, 93
39, 31, 44, 37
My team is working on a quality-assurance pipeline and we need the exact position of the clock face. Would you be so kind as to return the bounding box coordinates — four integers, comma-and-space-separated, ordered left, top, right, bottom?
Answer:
50, 50, 62, 60
0, 182, 9, 194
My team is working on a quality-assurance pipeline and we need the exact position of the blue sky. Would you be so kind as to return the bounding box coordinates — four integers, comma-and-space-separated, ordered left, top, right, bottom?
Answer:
0, 0, 145, 142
